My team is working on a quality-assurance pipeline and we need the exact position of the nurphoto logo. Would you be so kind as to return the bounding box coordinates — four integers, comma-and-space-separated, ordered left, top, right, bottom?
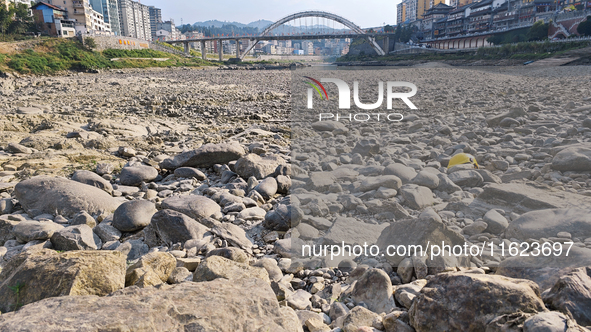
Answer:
305, 77, 418, 110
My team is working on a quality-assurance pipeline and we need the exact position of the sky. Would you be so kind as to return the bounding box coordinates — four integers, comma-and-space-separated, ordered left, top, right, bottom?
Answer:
143, 0, 404, 28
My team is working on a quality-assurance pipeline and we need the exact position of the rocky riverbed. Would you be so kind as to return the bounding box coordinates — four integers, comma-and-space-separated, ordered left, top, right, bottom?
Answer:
0, 65, 590, 331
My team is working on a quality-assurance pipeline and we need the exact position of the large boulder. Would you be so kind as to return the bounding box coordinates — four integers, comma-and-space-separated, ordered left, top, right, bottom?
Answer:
350, 268, 395, 314
376, 216, 466, 266
400, 184, 434, 210
112, 200, 157, 232
496, 246, 591, 291
119, 165, 158, 186
235, 153, 287, 179
551, 143, 591, 172
11, 220, 63, 243
159, 141, 245, 170
409, 272, 546, 332
0, 278, 303, 332
144, 209, 210, 247
125, 252, 177, 287
193, 255, 269, 283
71, 170, 113, 194
543, 266, 591, 326
50, 224, 98, 251
0, 249, 125, 312
161, 194, 222, 220
14, 176, 120, 218
469, 182, 591, 215
505, 209, 591, 240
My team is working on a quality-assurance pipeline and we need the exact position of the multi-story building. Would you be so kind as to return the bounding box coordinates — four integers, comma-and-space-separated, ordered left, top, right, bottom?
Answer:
155, 20, 179, 40
148, 6, 161, 38
301, 40, 314, 55
31, 2, 77, 37
118, 0, 151, 40
422, 2, 454, 37
102, 0, 120, 35
397, 1, 407, 24
59, 0, 111, 34
406, 0, 418, 22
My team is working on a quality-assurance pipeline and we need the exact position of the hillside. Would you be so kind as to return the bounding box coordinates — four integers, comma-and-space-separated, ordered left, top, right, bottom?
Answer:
0, 38, 214, 75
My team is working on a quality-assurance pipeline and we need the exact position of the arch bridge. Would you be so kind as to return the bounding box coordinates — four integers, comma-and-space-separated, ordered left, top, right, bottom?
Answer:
167, 11, 390, 60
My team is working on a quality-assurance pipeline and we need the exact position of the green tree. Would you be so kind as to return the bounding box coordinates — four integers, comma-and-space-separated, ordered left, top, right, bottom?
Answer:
526, 20, 548, 41
577, 17, 591, 36
384, 24, 395, 32
6, 3, 33, 35
0, 4, 11, 34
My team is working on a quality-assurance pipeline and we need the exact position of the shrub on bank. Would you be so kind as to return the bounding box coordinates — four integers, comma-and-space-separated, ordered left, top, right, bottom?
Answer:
0, 38, 215, 74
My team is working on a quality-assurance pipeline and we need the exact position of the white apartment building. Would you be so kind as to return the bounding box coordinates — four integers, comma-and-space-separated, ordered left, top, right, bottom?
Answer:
118, 0, 151, 40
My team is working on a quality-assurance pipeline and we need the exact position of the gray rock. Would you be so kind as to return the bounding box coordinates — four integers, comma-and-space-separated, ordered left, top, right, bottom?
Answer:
235, 153, 287, 179
286, 289, 312, 310
400, 184, 434, 210
12, 220, 63, 243
112, 200, 156, 232
447, 170, 484, 187
7, 142, 32, 154
161, 194, 222, 221
311, 121, 347, 132
167, 267, 192, 284
351, 268, 395, 314
115, 239, 148, 261
193, 255, 269, 283
119, 165, 158, 186
377, 216, 466, 266
252, 257, 283, 282
254, 177, 278, 200
543, 266, 591, 326
496, 246, 591, 290
71, 170, 113, 194
462, 220, 488, 236
95, 163, 114, 175
552, 143, 591, 172
207, 247, 249, 263
0, 249, 126, 313
174, 167, 207, 180
523, 312, 577, 332
51, 224, 98, 251
0, 198, 13, 215
409, 272, 546, 332
412, 171, 440, 189
276, 175, 291, 194
0, 278, 302, 332
14, 176, 120, 219
352, 138, 380, 156
470, 183, 591, 215
486, 107, 527, 127
210, 222, 253, 251
384, 163, 417, 184
264, 204, 292, 231
482, 209, 508, 234
70, 211, 97, 228
342, 306, 379, 332
160, 141, 245, 170
144, 209, 210, 247
93, 221, 122, 242
359, 175, 402, 192
505, 209, 591, 240
436, 173, 462, 193
238, 206, 266, 220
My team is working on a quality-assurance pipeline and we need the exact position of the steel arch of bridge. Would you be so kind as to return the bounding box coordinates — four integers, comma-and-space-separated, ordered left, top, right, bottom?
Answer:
240, 10, 386, 59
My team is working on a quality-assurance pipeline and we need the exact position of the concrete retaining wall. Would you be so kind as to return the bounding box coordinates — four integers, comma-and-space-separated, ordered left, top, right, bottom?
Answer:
84, 36, 150, 52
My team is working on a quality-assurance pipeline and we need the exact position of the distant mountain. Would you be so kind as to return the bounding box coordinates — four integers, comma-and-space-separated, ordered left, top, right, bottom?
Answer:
190, 19, 274, 29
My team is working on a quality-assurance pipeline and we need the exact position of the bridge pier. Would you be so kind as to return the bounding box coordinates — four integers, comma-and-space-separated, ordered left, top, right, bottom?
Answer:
235, 39, 240, 59
218, 40, 223, 61
200, 41, 206, 60
384, 36, 390, 53
183, 42, 190, 55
